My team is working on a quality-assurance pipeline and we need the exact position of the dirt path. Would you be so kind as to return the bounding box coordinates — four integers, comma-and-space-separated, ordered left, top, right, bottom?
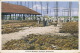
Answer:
2, 25, 70, 45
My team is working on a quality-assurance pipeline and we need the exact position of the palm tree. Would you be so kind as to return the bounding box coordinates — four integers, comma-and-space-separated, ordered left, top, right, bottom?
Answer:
40, 2, 42, 16
55, 2, 58, 22
35, 1, 37, 20
32, 2, 33, 9
16, 1, 18, 5
35, 2, 37, 12
69, 2, 72, 22
20, 1, 22, 6
28, 1, 29, 8
47, 2, 48, 15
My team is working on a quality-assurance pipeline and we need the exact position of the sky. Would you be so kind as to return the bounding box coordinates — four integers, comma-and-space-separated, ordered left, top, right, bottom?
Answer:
2, 1, 79, 16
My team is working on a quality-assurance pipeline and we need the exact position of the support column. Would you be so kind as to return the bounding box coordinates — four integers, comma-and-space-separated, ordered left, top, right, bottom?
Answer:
21, 14, 23, 20
35, 15, 37, 20
26, 14, 28, 20
32, 14, 33, 20
15, 14, 16, 20
33, 15, 34, 20
25, 14, 26, 20
19, 14, 20, 17
23, 14, 25, 20
10, 14, 11, 20
2, 14, 4, 20
5, 15, 7, 20
19, 14, 21, 20
30, 14, 31, 20
13, 14, 15, 20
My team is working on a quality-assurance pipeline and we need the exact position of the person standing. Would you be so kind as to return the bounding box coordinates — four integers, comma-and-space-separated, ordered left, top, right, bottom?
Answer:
37, 17, 41, 24
43, 17, 47, 26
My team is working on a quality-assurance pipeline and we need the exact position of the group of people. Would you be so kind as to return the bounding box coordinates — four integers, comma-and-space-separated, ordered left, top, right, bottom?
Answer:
37, 17, 49, 26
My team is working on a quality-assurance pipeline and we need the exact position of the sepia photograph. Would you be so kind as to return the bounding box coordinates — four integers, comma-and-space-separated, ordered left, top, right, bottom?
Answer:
1, 1, 79, 50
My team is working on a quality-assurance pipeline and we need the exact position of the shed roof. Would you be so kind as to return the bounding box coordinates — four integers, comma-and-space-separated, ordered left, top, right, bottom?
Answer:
2, 2, 41, 15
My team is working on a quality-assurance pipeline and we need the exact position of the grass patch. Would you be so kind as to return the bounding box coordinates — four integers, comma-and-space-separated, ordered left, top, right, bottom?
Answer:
2, 34, 78, 50
60, 22, 78, 34
2, 20, 43, 34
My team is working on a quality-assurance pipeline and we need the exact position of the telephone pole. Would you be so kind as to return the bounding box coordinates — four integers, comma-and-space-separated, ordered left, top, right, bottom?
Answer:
69, 2, 72, 22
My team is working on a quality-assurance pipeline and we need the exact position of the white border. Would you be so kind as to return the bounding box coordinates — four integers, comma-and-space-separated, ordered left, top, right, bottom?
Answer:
0, 0, 80, 53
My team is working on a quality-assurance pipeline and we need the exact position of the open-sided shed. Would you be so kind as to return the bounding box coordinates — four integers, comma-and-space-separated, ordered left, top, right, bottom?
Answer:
2, 2, 41, 20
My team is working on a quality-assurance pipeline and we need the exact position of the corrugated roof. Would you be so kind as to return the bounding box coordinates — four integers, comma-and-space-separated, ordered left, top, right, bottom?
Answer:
2, 2, 41, 15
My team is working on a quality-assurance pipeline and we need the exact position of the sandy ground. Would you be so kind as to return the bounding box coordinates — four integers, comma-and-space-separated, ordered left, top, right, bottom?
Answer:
2, 25, 70, 45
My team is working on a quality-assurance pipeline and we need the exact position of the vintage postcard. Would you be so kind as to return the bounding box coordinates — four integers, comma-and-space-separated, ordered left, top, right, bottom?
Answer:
0, 0, 80, 53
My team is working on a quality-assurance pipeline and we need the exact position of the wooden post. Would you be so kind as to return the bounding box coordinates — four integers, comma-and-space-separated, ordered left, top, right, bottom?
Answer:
25, 14, 26, 20
2, 14, 3, 20
35, 15, 37, 20
13, 14, 14, 20
15, 14, 16, 20
6, 15, 7, 20
3, 14, 5, 20
16, 14, 17, 20
10, 14, 11, 20
22, 14, 24, 20
19, 14, 20, 17
21, 14, 23, 20
30, 14, 31, 20
32, 14, 34, 20
33, 14, 35, 20
23, 14, 25, 20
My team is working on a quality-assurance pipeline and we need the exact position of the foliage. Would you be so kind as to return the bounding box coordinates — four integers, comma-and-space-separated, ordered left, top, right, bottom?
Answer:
60, 22, 78, 34
2, 21, 43, 34
2, 34, 78, 50
49, 22, 58, 26
2, 28, 20, 34
73, 16, 78, 18
43, 15, 49, 19
17, 17, 22, 20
